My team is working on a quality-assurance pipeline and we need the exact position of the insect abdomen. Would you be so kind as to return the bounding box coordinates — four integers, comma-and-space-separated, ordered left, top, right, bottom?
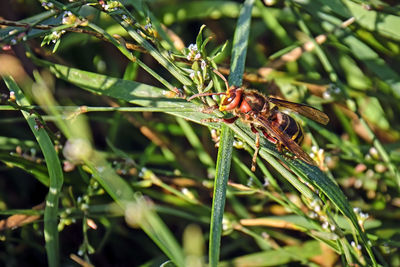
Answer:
274, 112, 304, 144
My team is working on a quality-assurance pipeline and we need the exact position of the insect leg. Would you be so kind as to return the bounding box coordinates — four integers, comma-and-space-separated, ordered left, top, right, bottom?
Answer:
201, 105, 220, 114
200, 116, 238, 124
223, 117, 239, 124
251, 125, 260, 172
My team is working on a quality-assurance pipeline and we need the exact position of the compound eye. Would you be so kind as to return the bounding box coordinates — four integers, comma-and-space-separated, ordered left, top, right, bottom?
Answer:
224, 94, 236, 104
220, 89, 242, 111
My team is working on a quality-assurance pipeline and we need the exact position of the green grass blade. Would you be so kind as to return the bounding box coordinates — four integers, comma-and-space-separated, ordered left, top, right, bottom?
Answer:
289, 160, 377, 264
209, 0, 255, 266
3, 76, 63, 267
208, 124, 234, 267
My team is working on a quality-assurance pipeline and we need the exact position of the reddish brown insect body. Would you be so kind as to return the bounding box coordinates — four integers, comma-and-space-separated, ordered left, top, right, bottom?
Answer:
189, 71, 329, 170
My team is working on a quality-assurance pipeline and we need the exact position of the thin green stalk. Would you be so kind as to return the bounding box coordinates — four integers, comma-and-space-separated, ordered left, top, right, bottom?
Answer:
110, 14, 193, 86
87, 22, 177, 92
0, 105, 196, 113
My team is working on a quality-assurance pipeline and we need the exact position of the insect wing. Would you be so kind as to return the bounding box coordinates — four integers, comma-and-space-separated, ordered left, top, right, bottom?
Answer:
256, 116, 317, 166
268, 97, 329, 125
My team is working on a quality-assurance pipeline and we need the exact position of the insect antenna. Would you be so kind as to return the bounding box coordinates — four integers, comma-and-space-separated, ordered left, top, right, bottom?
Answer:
187, 92, 226, 101
212, 69, 230, 91
187, 69, 230, 101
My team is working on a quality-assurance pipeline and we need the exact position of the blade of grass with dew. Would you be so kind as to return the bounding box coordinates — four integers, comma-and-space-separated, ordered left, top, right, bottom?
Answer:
209, 0, 255, 266
3, 76, 63, 267
208, 124, 234, 266
239, 216, 339, 250
223, 121, 366, 259
288, 157, 378, 265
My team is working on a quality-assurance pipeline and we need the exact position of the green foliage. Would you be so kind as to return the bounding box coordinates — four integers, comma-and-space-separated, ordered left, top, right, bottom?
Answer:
1, 0, 400, 266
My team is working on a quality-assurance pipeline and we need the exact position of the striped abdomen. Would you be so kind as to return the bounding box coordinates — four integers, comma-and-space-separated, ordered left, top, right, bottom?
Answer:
270, 111, 304, 144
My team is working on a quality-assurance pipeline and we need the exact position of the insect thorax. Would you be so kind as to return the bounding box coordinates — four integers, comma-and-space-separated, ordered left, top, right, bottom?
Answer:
243, 91, 267, 113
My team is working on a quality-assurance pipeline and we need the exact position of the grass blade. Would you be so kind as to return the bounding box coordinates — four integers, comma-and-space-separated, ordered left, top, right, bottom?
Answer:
3, 76, 64, 267
208, 124, 234, 267
209, 0, 255, 266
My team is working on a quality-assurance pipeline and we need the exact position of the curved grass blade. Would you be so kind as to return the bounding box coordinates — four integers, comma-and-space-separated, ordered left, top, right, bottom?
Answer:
289, 160, 378, 266
3, 76, 64, 267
